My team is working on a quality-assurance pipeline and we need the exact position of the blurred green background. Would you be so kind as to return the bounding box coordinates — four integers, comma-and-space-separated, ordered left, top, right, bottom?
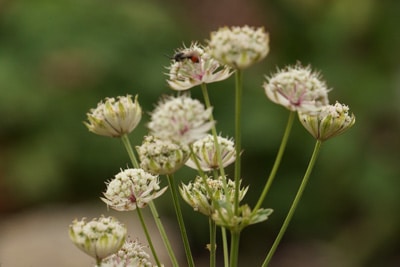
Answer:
0, 0, 399, 266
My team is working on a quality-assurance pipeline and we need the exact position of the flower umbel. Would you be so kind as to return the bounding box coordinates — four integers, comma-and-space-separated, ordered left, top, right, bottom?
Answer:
263, 64, 330, 114
68, 216, 126, 262
180, 175, 248, 216
136, 135, 190, 175
185, 134, 236, 171
100, 238, 155, 267
299, 101, 356, 141
85, 95, 142, 137
208, 25, 270, 69
212, 203, 273, 232
148, 94, 214, 144
167, 42, 233, 91
101, 168, 167, 211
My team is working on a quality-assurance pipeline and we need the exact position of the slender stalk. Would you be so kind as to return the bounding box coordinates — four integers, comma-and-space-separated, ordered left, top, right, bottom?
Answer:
229, 69, 243, 267
229, 230, 241, 267
200, 83, 226, 179
209, 218, 217, 267
261, 140, 323, 267
233, 70, 243, 214
149, 201, 179, 267
120, 134, 179, 266
121, 134, 139, 168
253, 111, 295, 213
136, 207, 162, 266
221, 227, 229, 267
167, 174, 195, 267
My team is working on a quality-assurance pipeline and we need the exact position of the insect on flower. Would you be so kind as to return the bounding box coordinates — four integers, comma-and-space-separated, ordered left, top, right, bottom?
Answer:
172, 51, 201, 63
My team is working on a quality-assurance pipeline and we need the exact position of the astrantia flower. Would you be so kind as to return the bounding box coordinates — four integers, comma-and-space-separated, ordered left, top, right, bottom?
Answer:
148, 95, 214, 144
299, 101, 355, 141
263, 64, 330, 114
85, 95, 142, 137
100, 238, 155, 267
180, 175, 248, 216
68, 216, 126, 262
136, 135, 190, 175
185, 134, 236, 171
101, 168, 167, 211
208, 25, 270, 69
167, 43, 233, 90
212, 203, 273, 231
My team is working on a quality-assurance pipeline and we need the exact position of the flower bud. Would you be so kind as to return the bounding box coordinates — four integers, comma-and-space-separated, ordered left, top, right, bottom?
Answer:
99, 238, 155, 267
209, 25, 270, 69
180, 175, 247, 216
85, 95, 142, 137
68, 216, 126, 261
185, 134, 236, 171
136, 135, 190, 175
299, 101, 355, 141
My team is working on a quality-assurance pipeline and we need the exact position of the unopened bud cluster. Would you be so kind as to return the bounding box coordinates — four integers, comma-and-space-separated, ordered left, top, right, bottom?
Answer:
100, 239, 155, 267
185, 134, 236, 171
85, 95, 142, 137
136, 135, 189, 175
69, 216, 126, 261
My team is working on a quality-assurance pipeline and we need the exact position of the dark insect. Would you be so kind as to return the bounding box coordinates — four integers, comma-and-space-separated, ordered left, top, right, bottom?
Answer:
172, 51, 200, 63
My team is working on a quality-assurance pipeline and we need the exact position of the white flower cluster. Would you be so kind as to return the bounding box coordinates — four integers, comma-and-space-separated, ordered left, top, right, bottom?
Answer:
100, 239, 155, 267
167, 42, 233, 91
263, 64, 330, 114
148, 95, 214, 144
208, 25, 270, 69
102, 168, 167, 211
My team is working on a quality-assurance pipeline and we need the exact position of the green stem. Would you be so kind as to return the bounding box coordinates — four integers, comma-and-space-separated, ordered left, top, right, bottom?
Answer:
261, 140, 323, 267
200, 83, 226, 179
229, 70, 243, 267
121, 134, 139, 168
120, 134, 179, 266
167, 174, 195, 267
136, 207, 162, 266
233, 70, 243, 215
209, 218, 217, 267
253, 111, 295, 213
229, 230, 241, 267
149, 202, 179, 267
221, 227, 229, 267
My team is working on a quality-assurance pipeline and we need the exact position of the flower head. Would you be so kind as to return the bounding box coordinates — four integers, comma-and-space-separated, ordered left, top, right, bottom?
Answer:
185, 134, 236, 171
299, 101, 355, 141
208, 25, 270, 69
167, 42, 233, 90
68, 216, 126, 261
101, 168, 167, 211
148, 95, 214, 144
100, 238, 155, 267
136, 135, 190, 175
85, 95, 142, 137
212, 204, 273, 231
180, 175, 248, 216
263, 64, 330, 114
